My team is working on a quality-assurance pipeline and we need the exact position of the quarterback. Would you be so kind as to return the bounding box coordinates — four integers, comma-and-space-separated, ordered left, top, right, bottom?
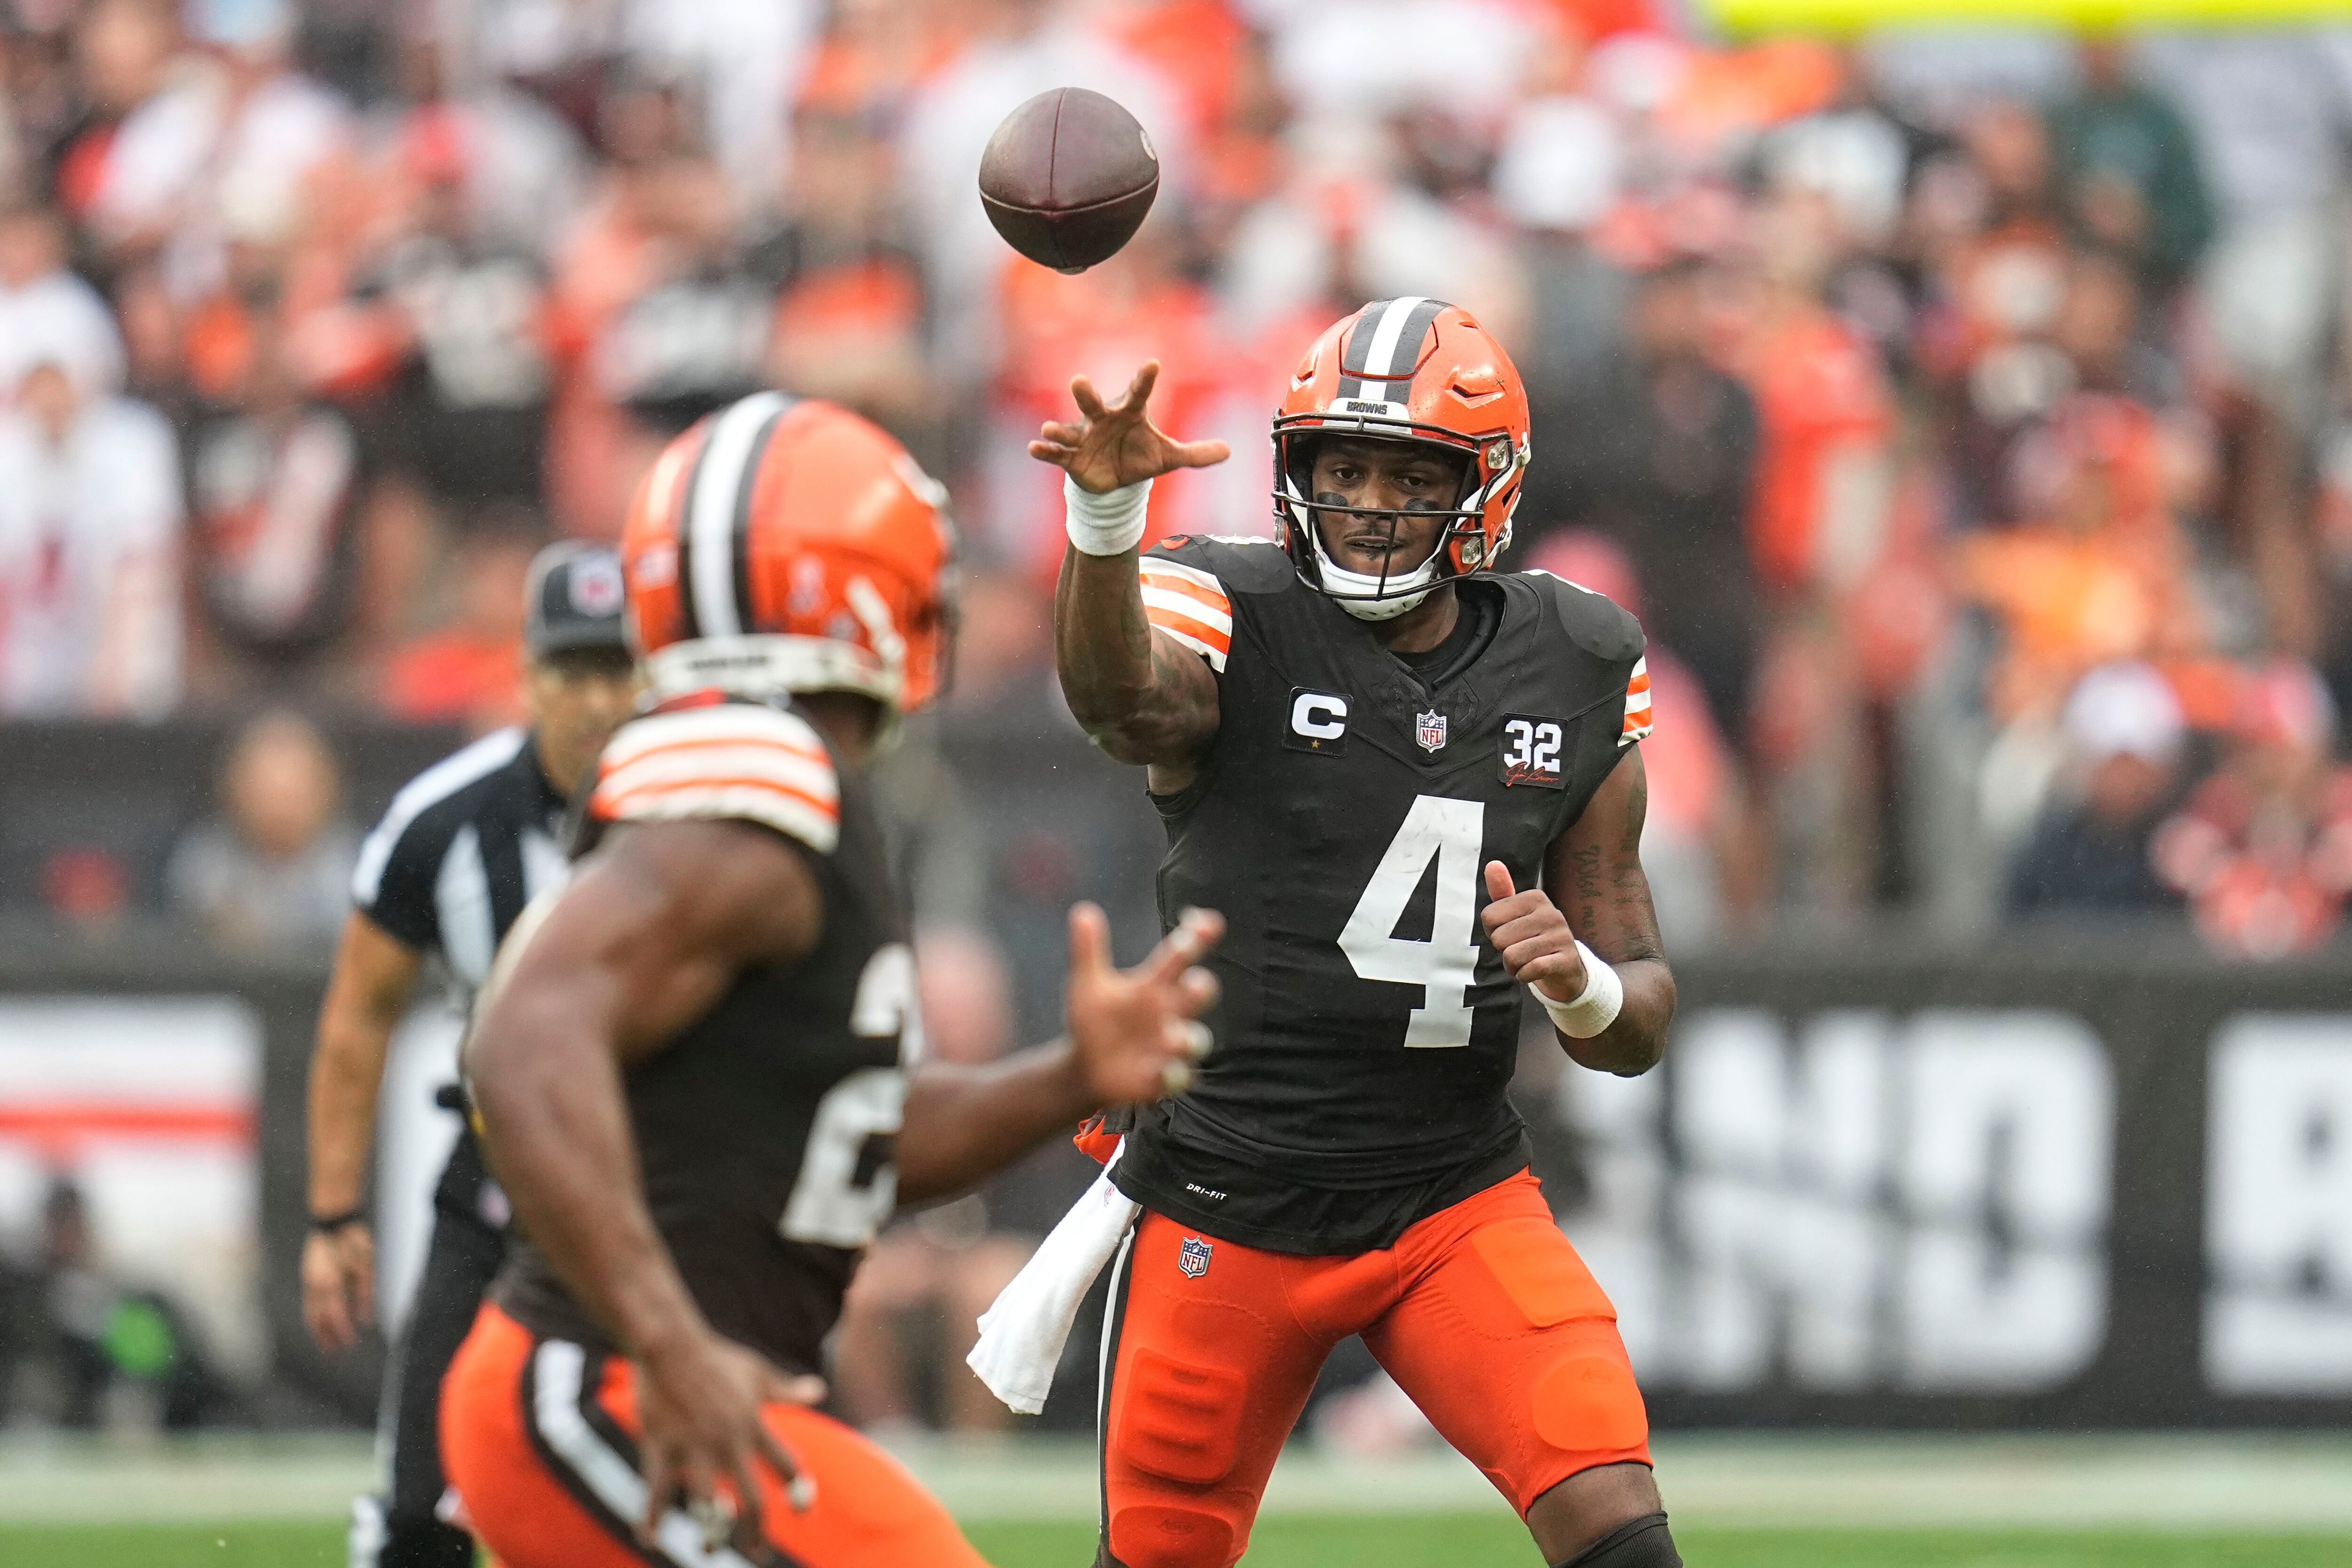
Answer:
1030, 297, 1680, 1568
441, 393, 1224, 1567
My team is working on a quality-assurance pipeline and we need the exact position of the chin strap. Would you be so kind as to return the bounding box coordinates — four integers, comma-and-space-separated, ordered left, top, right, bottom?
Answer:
1306, 523, 1441, 621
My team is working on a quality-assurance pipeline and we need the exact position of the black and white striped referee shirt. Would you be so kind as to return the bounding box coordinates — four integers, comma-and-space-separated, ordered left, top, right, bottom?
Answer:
350, 727, 571, 993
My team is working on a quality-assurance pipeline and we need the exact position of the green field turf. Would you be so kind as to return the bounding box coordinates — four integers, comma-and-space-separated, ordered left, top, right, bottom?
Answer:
5, 1518, 2350, 1567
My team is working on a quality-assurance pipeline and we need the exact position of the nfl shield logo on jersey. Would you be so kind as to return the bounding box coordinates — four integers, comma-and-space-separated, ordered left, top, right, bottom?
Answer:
1178, 1235, 1213, 1278
1415, 710, 1447, 753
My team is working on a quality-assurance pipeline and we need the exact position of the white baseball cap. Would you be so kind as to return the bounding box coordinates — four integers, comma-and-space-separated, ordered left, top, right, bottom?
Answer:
2063, 661, 2185, 764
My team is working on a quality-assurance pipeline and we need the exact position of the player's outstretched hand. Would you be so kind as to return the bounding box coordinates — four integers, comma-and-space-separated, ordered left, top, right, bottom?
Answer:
636, 1326, 827, 1556
1480, 862, 1589, 1003
1028, 360, 1230, 494
300, 1223, 374, 1353
1066, 901, 1223, 1104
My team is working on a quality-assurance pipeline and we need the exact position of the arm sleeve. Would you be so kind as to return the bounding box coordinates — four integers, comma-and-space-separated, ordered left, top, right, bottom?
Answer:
586, 704, 841, 854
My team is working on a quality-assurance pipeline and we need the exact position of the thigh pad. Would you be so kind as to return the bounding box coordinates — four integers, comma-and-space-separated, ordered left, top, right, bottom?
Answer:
1112, 1346, 1249, 1487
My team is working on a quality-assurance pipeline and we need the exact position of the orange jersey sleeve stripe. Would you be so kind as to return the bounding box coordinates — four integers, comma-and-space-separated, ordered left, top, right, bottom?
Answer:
593, 778, 842, 853
597, 774, 839, 819
1145, 613, 1232, 673
596, 741, 838, 807
602, 731, 833, 767
1621, 658, 1653, 745
1144, 601, 1233, 653
588, 704, 844, 851
1137, 569, 1230, 618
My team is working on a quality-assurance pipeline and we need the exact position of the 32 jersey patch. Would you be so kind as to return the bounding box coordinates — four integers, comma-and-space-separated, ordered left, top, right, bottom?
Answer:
1499, 715, 1567, 789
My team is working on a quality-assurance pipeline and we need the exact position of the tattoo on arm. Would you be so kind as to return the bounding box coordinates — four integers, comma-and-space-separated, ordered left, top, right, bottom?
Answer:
1055, 551, 1219, 764
1602, 763, 1665, 965
1552, 750, 1665, 966
1570, 843, 1602, 936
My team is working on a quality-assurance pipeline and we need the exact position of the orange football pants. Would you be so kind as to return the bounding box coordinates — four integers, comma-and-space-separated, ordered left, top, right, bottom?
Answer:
441, 1304, 989, 1568
1098, 1170, 1650, 1568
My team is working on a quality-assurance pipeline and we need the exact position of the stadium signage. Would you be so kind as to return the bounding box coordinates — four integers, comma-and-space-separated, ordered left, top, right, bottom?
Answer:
1546, 951, 2352, 1426
8, 926, 2351, 1426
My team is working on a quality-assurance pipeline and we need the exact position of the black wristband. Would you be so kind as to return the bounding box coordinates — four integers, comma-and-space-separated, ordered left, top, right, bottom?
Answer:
309, 1209, 366, 1234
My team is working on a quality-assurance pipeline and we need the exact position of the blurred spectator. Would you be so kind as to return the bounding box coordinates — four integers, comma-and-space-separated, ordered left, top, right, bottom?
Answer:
0, 1, 2350, 943
2006, 661, 2189, 918
617, 0, 822, 222
380, 521, 537, 727
0, 205, 125, 395
1732, 192, 1892, 602
575, 155, 770, 438
20, 1178, 233, 1430
2138, 32, 2352, 395
1723, 192, 1895, 907
1525, 532, 1764, 946
1497, 91, 1631, 405
1528, 256, 1760, 740
755, 68, 934, 445
303, 103, 555, 530
831, 929, 1035, 1433
52, 0, 181, 229
81, 0, 352, 293
1957, 392, 2202, 724
1267, 0, 1554, 131
2045, 38, 2213, 298
0, 358, 183, 716
2154, 660, 2352, 960
989, 226, 1231, 570
166, 708, 357, 949
183, 298, 366, 688
1220, 113, 1519, 353
541, 74, 769, 534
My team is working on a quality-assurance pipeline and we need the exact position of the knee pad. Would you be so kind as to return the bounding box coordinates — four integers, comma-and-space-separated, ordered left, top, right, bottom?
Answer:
1104, 1504, 1238, 1568
1113, 1347, 1248, 1487
1554, 1512, 1681, 1568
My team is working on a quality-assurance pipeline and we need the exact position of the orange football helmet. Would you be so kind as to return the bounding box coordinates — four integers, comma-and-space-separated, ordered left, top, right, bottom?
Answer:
622, 393, 955, 719
1272, 298, 1532, 619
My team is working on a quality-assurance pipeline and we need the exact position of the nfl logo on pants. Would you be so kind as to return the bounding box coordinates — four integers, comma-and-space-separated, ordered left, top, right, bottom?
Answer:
1177, 1236, 1213, 1278
1415, 709, 1447, 752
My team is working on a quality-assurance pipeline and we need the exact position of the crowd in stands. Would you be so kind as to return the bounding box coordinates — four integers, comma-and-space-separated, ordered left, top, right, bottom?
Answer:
4, 1, 2352, 963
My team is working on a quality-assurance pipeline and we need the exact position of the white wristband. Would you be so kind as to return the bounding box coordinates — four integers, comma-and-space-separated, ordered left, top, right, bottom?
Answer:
1535, 941, 1623, 1039
1065, 474, 1153, 556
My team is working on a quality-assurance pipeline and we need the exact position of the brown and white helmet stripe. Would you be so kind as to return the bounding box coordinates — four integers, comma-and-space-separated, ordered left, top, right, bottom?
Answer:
674, 390, 796, 639
1334, 295, 1448, 406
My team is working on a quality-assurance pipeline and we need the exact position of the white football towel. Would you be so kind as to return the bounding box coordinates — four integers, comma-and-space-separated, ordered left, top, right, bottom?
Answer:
968, 1140, 1138, 1415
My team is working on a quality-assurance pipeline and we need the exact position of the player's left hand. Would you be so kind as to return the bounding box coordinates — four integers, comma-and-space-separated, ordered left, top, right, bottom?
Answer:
1481, 862, 1589, 1003
1066, 902, 1223, 1103
635, 1326, 827, 1555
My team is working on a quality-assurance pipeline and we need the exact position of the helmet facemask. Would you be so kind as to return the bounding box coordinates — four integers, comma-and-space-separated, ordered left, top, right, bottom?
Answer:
1273, 425, 1498, 621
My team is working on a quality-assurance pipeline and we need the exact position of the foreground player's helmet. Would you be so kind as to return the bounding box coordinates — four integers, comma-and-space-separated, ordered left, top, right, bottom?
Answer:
1272, 297, 1531, 620
622, 392, 955, 720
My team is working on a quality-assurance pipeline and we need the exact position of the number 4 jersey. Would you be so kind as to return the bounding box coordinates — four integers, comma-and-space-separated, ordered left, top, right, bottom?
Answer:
1114, 535, 1652, 1255
489, 694, 915, 1375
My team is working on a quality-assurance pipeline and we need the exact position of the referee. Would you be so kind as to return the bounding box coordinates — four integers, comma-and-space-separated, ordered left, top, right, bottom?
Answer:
301, 542, 636, 1568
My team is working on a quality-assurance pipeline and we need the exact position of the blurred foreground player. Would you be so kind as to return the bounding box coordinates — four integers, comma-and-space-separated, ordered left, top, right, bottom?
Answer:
303, 542, 636, 1568
441, 394, 1224, 1567
1027, 300, 1681, 1568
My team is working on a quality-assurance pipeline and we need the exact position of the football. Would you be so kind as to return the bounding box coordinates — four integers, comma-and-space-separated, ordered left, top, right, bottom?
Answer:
977, 87, 1160, 274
